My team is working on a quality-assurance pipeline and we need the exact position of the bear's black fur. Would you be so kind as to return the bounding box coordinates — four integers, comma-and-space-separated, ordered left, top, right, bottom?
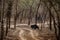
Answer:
31, 25, 39, 29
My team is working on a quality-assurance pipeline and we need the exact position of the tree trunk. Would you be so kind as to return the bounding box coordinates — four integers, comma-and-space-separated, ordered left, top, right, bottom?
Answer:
53, 18, 57, 40
49, 10, 52, 30
14, 0, 18, 29
5, 18, 9, 36
14, 18, 16, 29
8, 18, 10, 28
0, 19, 4, 40
0, 0, 4, 40
35, 0, 41, 25
57, 21, 60, 40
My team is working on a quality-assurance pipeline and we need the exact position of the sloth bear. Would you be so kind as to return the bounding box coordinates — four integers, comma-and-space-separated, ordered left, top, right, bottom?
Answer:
31, 25, 39, 30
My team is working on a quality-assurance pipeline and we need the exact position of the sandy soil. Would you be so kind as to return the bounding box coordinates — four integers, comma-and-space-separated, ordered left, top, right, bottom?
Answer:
4, 25, 56, 40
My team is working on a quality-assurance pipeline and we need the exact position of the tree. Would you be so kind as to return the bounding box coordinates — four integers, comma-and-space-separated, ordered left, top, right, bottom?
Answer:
0, 0, 5, 40
5, 0, 13, 36
47, 0, 60, 40
35, 0, 41, 25
14, 0, 18, 29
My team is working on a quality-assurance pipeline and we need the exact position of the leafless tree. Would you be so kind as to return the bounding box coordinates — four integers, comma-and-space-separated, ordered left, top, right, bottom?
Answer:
14, 0, 18, 29
5, 0, 13, 36
0, 0, 5, 40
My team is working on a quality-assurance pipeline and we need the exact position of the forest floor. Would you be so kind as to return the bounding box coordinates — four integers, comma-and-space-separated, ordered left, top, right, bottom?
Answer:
3, 24, 56, 40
